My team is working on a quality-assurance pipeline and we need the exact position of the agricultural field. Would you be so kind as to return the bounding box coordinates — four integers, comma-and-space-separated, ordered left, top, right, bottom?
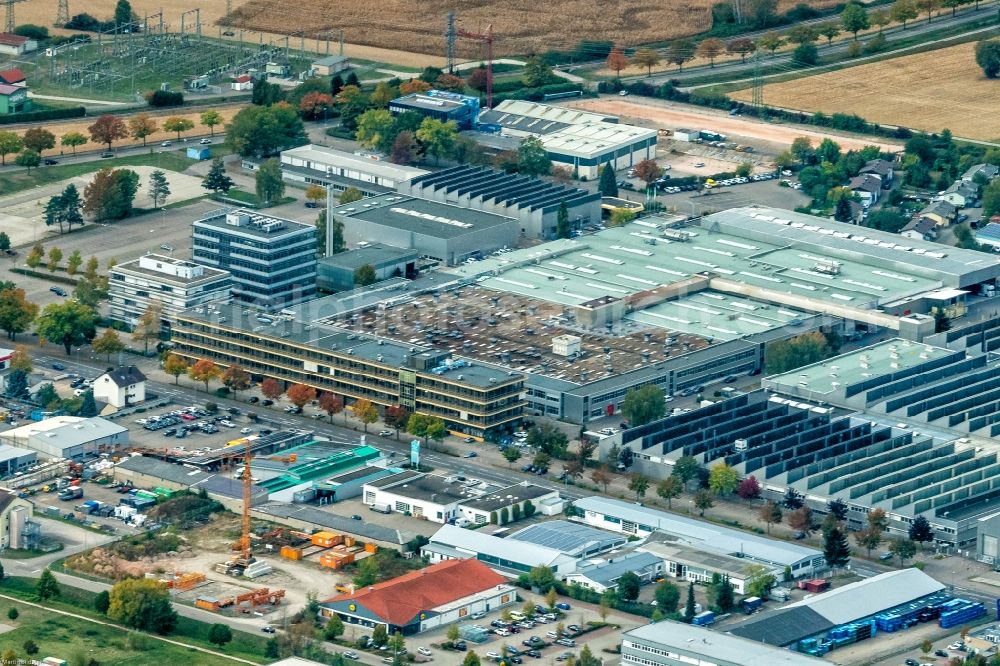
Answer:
224, 0, 838, 57
731, 42, 1000, 142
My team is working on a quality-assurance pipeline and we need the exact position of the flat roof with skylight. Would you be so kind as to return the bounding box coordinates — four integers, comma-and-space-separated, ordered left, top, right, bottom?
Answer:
330, 194, 516, 239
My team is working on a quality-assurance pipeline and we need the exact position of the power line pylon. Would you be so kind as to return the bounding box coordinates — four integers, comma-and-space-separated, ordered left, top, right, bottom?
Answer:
4, 0, 28, 34
457, 23, 494, 107
55, 0, 69, 27
751, 49, 764, 110
445, 11, 456, 73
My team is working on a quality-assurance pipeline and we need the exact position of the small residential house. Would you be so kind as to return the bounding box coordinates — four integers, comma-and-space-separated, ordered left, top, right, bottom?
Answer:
93, 366, 146, 409
0, 83, 28, 114
0, 69, 26, 87
900, 217, 938, 242
860, 159, 894, 187
563, 551, 663, 594
312, 55, 350, 76
231, 75, 253, 91
848, 174, 882, 207
919, 200, 959, 227
939, 180, 979, 209
0, 34, 37, 56
962, 164, 1000, 183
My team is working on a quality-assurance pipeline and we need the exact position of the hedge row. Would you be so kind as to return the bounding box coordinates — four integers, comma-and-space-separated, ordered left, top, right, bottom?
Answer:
492, 82, 589, 104
0, 106, 86, 125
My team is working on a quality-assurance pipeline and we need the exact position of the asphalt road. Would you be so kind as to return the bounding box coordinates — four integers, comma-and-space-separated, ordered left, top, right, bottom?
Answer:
621, 2, 1000, 86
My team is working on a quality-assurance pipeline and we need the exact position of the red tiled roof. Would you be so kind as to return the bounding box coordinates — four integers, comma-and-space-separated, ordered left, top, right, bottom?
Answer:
235, 75, 251, 83
0, 83, 19, 96
326, 559, 507, 626
0, 34, 28, 46
0, 68, 25, 84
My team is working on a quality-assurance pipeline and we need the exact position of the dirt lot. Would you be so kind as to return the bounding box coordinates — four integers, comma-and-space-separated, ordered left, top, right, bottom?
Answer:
7, 107, 242, 157
731, 42, 1000, 142
223, 0, 837, 57
564, 97, 903, 153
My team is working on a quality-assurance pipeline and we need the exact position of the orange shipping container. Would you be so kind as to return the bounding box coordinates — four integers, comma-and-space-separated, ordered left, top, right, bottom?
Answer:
311, 531, 341, 548
280, 546, 303, 560
195, 598, 220, 612
343, 536, 356, 547
364, 542, 377, 553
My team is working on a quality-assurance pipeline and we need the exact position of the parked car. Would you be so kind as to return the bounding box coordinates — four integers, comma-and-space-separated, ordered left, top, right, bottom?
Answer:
471, 611, 486, 620
160, 244, 173, 252
160, 140, 172, 147
52, 362, 66, 371
50, 287, 67, 297
261, 625, 276, 634
101, 152, 114, 158
200, 138, 212, 145
555, 602, 571, 611
262, 399, 274, 406
378, 429, 393, 437
247, 396, 259, 403
464, 451, 477, 458
44, 158, 58, 165
418, 648, 432, 656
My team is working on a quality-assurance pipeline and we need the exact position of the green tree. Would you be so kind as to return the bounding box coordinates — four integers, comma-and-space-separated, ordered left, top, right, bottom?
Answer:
694, 490, 714, 516
60, 131, 87, 155
83, 168, 140, 221
163, 117, 195, 141
598, 163, 618, 197
744, 564, 776, 599
107, 578, 177, 634
132, 303, 161, 353
522, 55, 555, 87
530, 565, 557, 592
854, 526, 882, 557
628, 474, 650, 500
816, 23, 841, 45
354, 555, 379, 587
355, 109, 395, 150
759, 500, 782, 533
446, 623, 461, 645
757, 32, 784, 56
415, 118, 458, 164
463, 652, 481, 666
609, 208, 636, 227
657, 476, 682, 508
977, 40, 1000, 79
264, 638, 279, 659
622, 384, 666, 426
787, 24, 818, 45
667, 39, 695, 71
92, 328, 125, 362
889, 538, 918, 566
502, 447, 522, 468
672, 455, 701, 486
764, 331, 836, 373
202, 158, 235, 195
227, 102, 305, 159
735, 162, 753, 178
632, 48, 662, 76
708, 462, 739, 496
0, 287, 38, 340
128, 113, 158, 147
556, 201, 571, 239
0, 232, 9, 252
354, 264, 378, 287
255, 158, 285, 205
834, 196, 854, 223
6, 607, 16, 620
654, 580, 680, 613
716, 577, 735, 612
908, 515, 934, 549
889, 0, 918, 27
148, 170, 170, 208
683, 582, 697, 622
199, 109, 223, 136
0, 131, 22, 165
339, 187, 363, 205
15, 150, 40, 173
517, 137, 552, 177
4, 369, 27, 399
617, 571, 641, 601
79, 390, 98, 417
824, 526, 851, 567
66, 250, 83, 276
35, 569, 60, 601
94, 590, 110, 614
792, 42, 818, 66
36, 383, 59, 408
407, 413, 447, 445
114, 0, 134, 28
35, 301, 97, 355
208, 623, 232, 646
841, 3, 871, 39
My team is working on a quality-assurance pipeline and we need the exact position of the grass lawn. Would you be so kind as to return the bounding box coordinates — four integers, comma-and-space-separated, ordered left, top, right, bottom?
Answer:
0, 152, 197, 198
219, 189, 296, 208
0, 578, 272, 664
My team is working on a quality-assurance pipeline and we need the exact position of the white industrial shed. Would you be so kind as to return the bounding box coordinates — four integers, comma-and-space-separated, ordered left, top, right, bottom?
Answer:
0, 417, 129, 460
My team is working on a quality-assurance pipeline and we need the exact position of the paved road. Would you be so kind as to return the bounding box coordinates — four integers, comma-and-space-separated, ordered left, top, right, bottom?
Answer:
619, 2, 999, 86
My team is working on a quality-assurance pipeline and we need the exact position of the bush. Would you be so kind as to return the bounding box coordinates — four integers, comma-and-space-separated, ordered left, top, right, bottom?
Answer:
146, 90, 185, 107
846, 41, 863, 58
864, 34, 886, 54
792, 43, 818, 66
214, 387, 230, 397
0, 106, 85, 126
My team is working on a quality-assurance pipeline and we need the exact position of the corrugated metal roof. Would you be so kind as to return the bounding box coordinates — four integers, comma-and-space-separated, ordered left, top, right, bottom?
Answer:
728, 606, 834, 647
627, 621, 832, 664
509, 519, 626, 556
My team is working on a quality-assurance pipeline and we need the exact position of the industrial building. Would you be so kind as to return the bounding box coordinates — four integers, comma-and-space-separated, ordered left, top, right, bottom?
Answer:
318, 558, 515, 634
0, 445, 37, 478
109, 254, 232, 332
729, 569, 954, 657
317, 244, 418, 292
362, 470, 558, 524
638, 532, 773, 595
571, 497, 825, 577
253, 501, 414, 551
622, 621, 833, 666
398, 165, 601, 239
171, 300, 526, 439
192, 208, 316, 310
507, 519, 627, 558
423, 523, 581, 575
563, 551, 663, 593
0, 489, 36, 550
389, 89, 480, 130
475, 100, 658, 179
114, 456, 270, 512
282, 145, 427, 198
0, 417, 128, 460
328, 193, 518, 266
311, 55, 350, 75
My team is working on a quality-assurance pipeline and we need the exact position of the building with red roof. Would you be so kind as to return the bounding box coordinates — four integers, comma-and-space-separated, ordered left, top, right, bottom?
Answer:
318, 558, 515, 635
0, 69, 26, 87
0, 34, 38, 56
